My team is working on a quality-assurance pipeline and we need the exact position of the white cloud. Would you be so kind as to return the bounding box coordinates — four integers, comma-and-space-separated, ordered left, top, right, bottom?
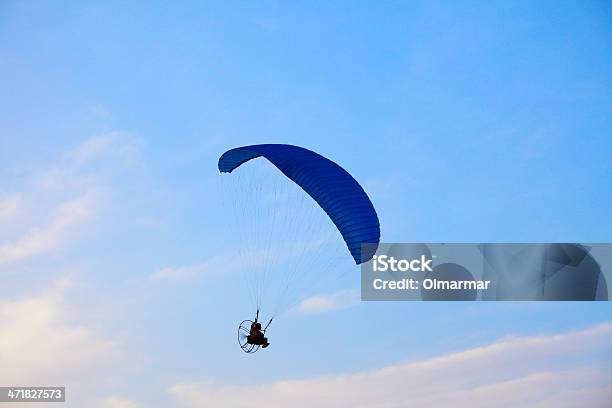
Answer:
150, 232, 342, 282
151, 254, 233, 281
0, 133, 141, 267
37, 132, 140, 192
150, 249, 274, 281
0, 135, 139, 403
0, 280, 119, 385
151, 263, 211, 281
169, 323, 612, 408
295, 290, 359, 314
97, 396, 143, 408
66, 132, 139, 167
0, 190, 99, 265
0, 192, 23, 224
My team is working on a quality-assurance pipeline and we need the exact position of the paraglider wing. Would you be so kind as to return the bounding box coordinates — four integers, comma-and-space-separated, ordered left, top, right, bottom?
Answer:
218, 144, 380, 264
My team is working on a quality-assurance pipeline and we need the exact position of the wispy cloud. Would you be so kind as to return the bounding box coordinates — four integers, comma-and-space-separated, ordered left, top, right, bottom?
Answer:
150, 245, 294, 281
96, 396, 143, 408
66, 132, 139, 167
0, 193, 23, 225
37, 132, 140, 192
169, 323, 612, 408
0, 190, 98, 266
0, 134, 140, 394
151, 243, 282, 281
0, 279, 119, 385
0, 133, 140, 267
295, 289, 360, 315
151, 262, 217, 281
151, 252, 245, 281
150, 231, 342, 282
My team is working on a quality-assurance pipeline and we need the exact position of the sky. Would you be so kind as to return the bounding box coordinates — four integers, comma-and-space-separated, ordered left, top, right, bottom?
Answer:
0, 1, 611, 407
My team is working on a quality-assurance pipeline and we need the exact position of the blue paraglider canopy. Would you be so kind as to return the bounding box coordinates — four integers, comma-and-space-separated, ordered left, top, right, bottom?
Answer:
218, 144, 380, 264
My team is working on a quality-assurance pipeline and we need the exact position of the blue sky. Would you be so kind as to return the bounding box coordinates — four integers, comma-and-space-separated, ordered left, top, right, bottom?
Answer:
0, 1, 611, 407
